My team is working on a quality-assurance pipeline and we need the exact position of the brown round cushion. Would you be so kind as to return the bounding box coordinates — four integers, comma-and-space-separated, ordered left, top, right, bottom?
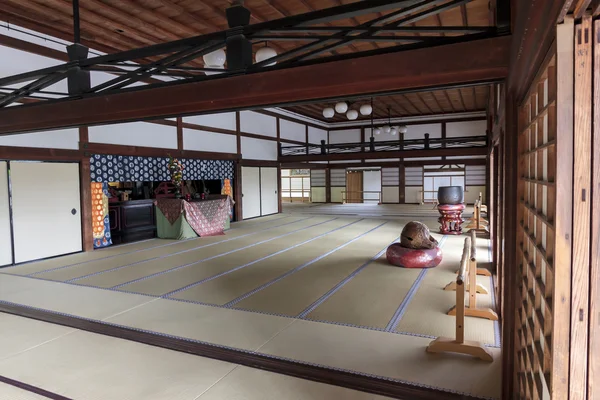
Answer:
386, 243, 443, 269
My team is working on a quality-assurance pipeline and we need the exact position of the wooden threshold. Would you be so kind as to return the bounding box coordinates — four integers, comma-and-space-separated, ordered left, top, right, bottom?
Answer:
0, 301, 483, 400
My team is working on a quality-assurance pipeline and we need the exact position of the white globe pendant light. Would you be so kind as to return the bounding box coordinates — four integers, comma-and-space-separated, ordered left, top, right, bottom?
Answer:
322, 107, 335, 119
390, 126, 398, 136
399, 125, 408, 134
203, 49, 226, 76
335, 102, 348, 113
203, 49, 226, 67
383, 125, 391, 134
373, 127, 381, 135
346, 109, 358, 120
359, 104, 372, 116
255, 46, 277, 66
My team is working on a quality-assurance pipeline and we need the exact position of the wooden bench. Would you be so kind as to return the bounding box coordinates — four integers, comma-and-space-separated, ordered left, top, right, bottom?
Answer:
464, 193, 489, 233
426, 235, 494, 362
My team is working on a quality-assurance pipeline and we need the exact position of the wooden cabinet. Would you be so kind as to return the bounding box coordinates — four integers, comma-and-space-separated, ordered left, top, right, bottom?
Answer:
109, 199, 156, 244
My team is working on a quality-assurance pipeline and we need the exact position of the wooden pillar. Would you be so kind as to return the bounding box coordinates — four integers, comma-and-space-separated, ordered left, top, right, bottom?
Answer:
570, 16, 592, 399
234, 160, 242, 221
589, 17, 600, 400
176, 117, 183, 150
325, 168, 331, 203
277, 164, 282, 213
79, 126, 93, 252
398, 162, 405, 204
501, 91, 518, 400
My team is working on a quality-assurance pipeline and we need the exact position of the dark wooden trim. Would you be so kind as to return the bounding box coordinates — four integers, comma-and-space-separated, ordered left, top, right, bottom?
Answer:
280, 147, 487, 162
399, 162, 406, 203
234, 160, 242, 221
240, 159, 279, 167
176, 117, 183, 150
0, 36, 511, 135
326, 116, 486, 131
277, 166, 282, 213
80, 142, 239, 161
182, 121, 236, 136
147, 119, 178, 127
0, 33, 68, 62
0, 374, 73, 400
79, 127, 93, 252
254, 109, 326, 131
441, 122, 447, 161
0, 146, 81, 161
280, 159, 486, 169
236, 111, 242, 156
0, 301, 479, 400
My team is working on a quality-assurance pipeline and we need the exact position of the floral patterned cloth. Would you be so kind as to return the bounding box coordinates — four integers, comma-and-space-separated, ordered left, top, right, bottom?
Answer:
155, 197, 232, 237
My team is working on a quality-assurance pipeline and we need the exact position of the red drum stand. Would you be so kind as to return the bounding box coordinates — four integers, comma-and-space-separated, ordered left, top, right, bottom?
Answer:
437, 204, 466, 235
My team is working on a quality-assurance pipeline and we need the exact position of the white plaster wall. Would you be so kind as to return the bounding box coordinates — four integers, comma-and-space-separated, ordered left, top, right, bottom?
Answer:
465, 185, 486, 204
328, 129, 361, 144
311, 187, 326, 203
382, 186, 400, 203
280, 119, 306, 142
184, 112, 237, 131
0, 129, 80, 150
308, 127, 327, 144
403, 123, 442, 140
240, 111, 277, 137
183, 129, 237, 154
363, 170, 381, 201
89, 122, 177, 149
405, 187, 423, 204
241, 137, 278, 161
446, 120, 486, 137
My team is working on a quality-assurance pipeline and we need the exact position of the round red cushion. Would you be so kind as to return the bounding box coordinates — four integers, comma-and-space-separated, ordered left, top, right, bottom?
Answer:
386, 243, 443, 269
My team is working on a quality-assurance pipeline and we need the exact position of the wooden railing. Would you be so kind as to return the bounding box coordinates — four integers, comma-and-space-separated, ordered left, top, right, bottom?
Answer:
465, 192, 489, 232
426, 232, 495, 361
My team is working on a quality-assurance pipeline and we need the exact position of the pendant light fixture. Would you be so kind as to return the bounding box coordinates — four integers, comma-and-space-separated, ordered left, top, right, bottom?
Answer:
335, 101, 348, 113
203, 48, 226, 75
255, 42, 277, 66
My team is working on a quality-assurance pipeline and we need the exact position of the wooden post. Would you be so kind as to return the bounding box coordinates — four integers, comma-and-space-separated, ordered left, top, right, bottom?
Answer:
571, 16, 592, 398
325, 168, 331, 203
427, 236, 493, 361
79, 125, 93, 252
176, 116, 183, 150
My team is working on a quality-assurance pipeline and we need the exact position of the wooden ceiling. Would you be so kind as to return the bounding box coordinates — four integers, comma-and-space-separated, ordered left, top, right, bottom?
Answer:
283, 84, 490, 122
0, 0, 494, 63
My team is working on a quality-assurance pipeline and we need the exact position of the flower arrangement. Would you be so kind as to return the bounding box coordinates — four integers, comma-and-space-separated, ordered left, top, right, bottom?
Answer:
167, 154, 184, 191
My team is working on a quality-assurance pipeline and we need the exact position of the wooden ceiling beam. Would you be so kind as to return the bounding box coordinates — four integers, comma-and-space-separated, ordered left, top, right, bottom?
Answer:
442, 90, 457, 112
153, 0, 217, 32
574, 0, 593, 18
415, 92, 435, 114
36, 0, 167, 47
592, 0, 600, 15
400, 93, 425, 114
280, 146, 488, 162
428, 91, 446, 113
0, 35, 510, 134
457, 88, 467, 111
5, 0, 147, 50
460, 4, 469, 26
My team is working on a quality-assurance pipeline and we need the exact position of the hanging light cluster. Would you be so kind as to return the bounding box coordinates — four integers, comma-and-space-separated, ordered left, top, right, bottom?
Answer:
372, 107, 408, 136
322, 101, 372, 120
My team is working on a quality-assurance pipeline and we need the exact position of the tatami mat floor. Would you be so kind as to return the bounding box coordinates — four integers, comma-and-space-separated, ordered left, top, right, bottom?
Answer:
0, 205, 500, 399
0, 313, 392, 400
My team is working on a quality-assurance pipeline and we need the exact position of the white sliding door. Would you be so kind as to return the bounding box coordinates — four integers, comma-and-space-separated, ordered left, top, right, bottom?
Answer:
363, 170, 382, 202
242, 166, 261, 219
260, 167, 278, 215
10, 162, 82, 263
0, 162, 12, 266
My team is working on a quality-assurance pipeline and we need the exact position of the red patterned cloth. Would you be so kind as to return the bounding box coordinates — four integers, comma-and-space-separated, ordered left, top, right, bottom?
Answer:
155, 197, 232, 237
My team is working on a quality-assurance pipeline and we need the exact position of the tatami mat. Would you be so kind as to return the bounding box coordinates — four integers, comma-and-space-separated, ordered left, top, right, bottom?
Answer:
170, 218, 391, 305
200, 366, 392, 400
0, 383, 48, 400
119, 218, 362, 296
0, 207, 500, 399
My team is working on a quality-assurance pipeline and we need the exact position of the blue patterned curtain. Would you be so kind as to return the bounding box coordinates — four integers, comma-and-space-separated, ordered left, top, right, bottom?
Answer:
90, 154, 234, 182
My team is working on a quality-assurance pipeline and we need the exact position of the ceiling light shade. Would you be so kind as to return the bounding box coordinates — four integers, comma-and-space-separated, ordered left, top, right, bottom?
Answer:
335, 102, 348, 113
203, 49, 226, 67
359, 104, 373, 115
255, 46, 278, 66
383, 125, 391, 134
322, 107, 335, 119
390, 127, 398, 136
399, 125, 408, 134
346, 110, 359, 120
373, 127, 381, 135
